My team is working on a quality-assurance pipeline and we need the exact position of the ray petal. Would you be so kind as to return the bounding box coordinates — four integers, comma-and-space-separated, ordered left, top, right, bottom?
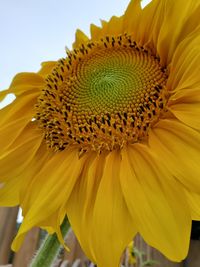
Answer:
149, 119, 200, 193
11, 147, 86, 251
120, 144, 191, 261
38, 61, 57, 78
67, 151, 137, 267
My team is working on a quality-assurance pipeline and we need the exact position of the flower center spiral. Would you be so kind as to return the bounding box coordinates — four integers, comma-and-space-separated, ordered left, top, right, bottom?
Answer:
36, 34, 168, 153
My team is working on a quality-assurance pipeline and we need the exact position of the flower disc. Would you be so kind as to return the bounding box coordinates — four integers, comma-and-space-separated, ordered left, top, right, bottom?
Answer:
36, 35, 168, 152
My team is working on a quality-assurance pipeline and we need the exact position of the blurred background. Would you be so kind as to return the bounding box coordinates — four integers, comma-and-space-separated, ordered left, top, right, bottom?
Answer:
0, 0, 200, 266
1, 206, 200, 267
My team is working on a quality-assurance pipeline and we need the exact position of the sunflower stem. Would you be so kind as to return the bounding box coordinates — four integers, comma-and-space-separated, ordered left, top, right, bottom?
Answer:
29, 218, 70, 267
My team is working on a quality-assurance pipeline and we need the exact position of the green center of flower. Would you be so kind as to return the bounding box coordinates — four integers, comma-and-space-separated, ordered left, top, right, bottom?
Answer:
36, 34, 168, 153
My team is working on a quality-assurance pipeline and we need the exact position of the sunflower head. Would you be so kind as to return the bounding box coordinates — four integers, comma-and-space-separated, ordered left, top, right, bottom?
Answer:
1, 1, 200, 267
36, 34, 168, 153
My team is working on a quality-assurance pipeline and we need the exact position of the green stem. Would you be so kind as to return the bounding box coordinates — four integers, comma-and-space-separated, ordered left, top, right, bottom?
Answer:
29, 218, 70, 267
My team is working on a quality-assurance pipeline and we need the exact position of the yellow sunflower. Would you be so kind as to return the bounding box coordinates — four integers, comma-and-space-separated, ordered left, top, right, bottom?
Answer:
1, 0, 200, 266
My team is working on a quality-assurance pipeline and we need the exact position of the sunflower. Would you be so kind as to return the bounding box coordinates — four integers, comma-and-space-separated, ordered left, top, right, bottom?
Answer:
1, 0, 200, 266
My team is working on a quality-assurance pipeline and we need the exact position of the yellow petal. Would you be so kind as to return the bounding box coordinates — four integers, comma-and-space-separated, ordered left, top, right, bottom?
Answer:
0, 123, 43, 182
184, 190, 200, 220
157, 0, 200, 64
0, 116, 33, 154
19, 142, 52, 206
101, 16, 124, 36
38, 207, 68, 251
149, 119, 200, 193
120, 144, 191, 261
167, 28, 200, 91
123, 0, 142, 36
0, 91, 39, 127
1, 62, 53, 102
90, 24, 101, 40
0, 91, 39, 162
169, 103, 200, 131
138, 0, 162, 48
0, 176, 21, 206
91, 151, 136, 267
66, 152, 102, 263
124, 0, 200, 64
0, 89, 9, 102
91, 20, 108, 40
0, 124, 43, 207
67, 151, 136, 267
12, 147, 85, 251
123, 0, 161, 50
7, 73, 44, 96
73, 29, 89, 49
166, 30, 200, 130
90, 15, 123, 41
38, 61, 57, 78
